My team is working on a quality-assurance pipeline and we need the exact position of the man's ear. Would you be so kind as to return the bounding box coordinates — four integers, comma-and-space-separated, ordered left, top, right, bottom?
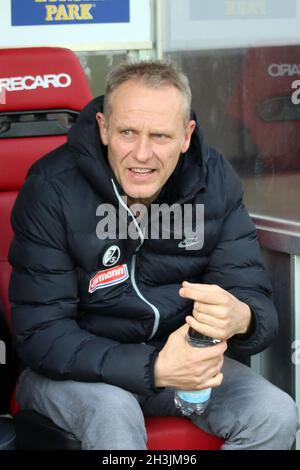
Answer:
181, 120, 196, 153
96, 112, 108, 145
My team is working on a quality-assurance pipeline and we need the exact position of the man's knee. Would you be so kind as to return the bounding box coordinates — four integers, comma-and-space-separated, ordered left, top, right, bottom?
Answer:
268, 391, 298, 436
86, 384, 145, 430
87, 383, 139, 412
80, 384, 147, 449
253, 387, 298, 449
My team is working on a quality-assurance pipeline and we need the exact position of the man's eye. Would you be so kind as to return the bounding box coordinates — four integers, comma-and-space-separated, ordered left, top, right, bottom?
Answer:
153, 134, 168, 141
121, 130, 132, 137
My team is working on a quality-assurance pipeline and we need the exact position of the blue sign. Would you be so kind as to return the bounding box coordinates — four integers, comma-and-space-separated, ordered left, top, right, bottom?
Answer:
11, 0, 130, 26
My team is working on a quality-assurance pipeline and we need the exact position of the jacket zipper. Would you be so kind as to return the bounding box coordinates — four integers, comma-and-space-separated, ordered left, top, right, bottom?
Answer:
111, 179, 160, 339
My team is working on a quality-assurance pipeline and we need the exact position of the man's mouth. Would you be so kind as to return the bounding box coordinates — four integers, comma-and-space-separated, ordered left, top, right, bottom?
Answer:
129, 168, 156, 174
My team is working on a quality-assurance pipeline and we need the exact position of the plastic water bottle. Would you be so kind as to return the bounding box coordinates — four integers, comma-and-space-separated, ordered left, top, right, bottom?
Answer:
174, 328, 219, 416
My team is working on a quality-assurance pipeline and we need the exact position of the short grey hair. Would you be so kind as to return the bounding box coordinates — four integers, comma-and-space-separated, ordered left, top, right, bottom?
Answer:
103, 60, 192, 125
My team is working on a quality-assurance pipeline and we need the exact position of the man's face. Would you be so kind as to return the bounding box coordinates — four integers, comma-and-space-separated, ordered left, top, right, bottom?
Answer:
96, 80, 195, 206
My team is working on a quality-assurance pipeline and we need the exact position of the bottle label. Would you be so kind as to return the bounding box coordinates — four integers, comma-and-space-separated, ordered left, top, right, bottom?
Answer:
176, 388, 211, 404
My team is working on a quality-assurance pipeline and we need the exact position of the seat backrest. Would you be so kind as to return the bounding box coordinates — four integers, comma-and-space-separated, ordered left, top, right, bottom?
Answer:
0, 47, 93, 325
226, 45, 300, 172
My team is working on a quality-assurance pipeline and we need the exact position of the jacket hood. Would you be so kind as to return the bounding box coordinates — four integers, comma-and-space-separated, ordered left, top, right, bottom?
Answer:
68, 95, 210, 205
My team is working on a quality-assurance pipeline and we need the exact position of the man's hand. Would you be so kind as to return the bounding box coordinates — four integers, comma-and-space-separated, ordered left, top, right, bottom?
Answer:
179, 282, 252, 341
154, 323, 227, 390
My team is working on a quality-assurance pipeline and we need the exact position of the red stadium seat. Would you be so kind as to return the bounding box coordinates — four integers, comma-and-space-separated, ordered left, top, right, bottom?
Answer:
146, 417, 223, 450
0, 46, 92, 324
226, 45, 300, 173
0, 47, 223, 450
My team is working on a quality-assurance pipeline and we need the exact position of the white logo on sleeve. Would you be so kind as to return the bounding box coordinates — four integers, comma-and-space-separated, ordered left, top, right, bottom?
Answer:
178, 236, 202, 249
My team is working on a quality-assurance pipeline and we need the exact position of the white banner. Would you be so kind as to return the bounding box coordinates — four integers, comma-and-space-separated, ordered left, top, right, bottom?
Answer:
165, 0, 300, 50
0, 0, 152, 51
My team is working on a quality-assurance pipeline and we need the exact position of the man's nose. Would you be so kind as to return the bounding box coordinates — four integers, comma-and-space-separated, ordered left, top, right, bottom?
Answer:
132, 136, 153, 163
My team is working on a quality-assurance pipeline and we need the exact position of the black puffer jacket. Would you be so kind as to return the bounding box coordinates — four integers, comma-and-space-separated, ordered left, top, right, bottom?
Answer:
9, 97, 278, 395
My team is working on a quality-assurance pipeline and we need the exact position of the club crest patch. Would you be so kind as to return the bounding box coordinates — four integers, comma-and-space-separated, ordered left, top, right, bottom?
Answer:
102, 245, 121, 267
88, 264, 129, 293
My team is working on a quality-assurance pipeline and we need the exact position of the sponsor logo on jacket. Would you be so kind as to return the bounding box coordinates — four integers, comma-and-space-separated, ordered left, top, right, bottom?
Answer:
88, 264, 129, 293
